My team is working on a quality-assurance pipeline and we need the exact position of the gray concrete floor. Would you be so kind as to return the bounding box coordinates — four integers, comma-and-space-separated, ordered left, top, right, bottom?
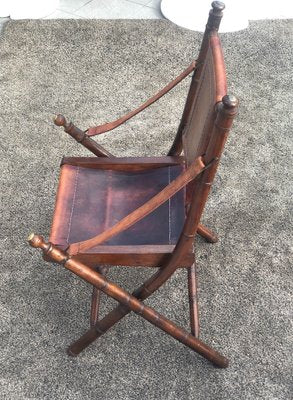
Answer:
0, 0, 162, 25
0, 0, 163, 35
46, 0, 163, 19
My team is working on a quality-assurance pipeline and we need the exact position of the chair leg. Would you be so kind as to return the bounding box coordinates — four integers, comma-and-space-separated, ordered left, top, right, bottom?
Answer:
197, 223, 218, 243
90, 266, 108, 327
29, 235, 228, 367
69, 264, 199, 356
188, 263, 199, 338
63, 258, 229, 367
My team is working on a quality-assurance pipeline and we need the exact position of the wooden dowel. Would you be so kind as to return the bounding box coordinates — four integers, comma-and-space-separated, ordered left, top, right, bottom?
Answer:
90, 285, 101, 327
188, 263, 200, 338
90, 266, 108, 327
28, 234, 229, 368
54, 115, 113, 157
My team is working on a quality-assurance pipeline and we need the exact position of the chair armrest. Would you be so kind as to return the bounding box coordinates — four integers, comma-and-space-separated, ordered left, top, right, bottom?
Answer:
68, 156, 206, 255
54, 114, 113, 157
87, 61, 197, 137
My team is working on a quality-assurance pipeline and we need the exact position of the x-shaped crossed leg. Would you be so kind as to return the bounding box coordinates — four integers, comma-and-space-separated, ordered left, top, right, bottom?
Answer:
29, 234, 228, 368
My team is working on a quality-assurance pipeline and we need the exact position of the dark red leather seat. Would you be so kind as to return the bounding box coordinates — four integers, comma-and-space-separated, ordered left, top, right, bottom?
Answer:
50, 161, 186, 250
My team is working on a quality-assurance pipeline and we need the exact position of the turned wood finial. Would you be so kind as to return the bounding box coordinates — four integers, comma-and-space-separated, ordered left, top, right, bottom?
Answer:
54, 114, 67, 127
28, 233, 47, 250
52, 113, 111, 156
207, 1, 225, 31
221, 94, 239, 117
28, 233, 69, 263
53, 114, 86, 142
222, 94, 238, 109
212, 1, 225, 13
216, 94, 239, 123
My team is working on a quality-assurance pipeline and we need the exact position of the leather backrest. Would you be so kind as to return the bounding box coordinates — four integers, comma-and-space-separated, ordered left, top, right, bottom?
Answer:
183, 33, 227, 166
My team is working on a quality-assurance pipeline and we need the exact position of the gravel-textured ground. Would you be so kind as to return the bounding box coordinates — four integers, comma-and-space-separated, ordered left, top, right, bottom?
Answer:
0, 18, 292, 399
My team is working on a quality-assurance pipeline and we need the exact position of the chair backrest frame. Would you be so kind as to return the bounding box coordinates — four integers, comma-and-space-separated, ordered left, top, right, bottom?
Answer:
169, 1, 239, 260
168, 1, 227, 158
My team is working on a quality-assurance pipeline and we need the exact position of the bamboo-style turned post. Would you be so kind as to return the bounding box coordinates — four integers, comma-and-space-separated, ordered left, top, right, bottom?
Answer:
54, 114, 113, 157
28, 234, 229, 368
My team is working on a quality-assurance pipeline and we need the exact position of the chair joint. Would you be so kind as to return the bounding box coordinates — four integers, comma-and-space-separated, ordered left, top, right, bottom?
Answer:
183, 233, 196, 239
75, 131, 87, 143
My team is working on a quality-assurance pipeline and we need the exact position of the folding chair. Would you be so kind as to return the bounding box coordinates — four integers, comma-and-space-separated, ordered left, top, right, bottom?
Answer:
29, 2, 239, 368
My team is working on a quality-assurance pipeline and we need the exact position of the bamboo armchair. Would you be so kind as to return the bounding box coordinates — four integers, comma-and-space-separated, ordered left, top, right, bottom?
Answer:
29, 2, 239, 368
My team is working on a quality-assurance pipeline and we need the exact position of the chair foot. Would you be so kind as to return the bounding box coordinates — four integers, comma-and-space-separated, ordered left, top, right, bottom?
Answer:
67, 347, 79, 357
197, 223, 218, 243
67, 324, 106, 357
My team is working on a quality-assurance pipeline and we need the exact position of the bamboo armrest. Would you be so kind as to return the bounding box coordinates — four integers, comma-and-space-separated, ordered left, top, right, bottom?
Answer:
68, 156, 206, 255
87, 61, 197, 137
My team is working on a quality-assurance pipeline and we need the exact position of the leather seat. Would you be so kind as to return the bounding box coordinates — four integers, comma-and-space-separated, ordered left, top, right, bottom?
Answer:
50, 161, 186, 250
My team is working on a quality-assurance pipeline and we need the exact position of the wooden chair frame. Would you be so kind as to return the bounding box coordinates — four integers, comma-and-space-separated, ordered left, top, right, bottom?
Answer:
29, 2, 239, 368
